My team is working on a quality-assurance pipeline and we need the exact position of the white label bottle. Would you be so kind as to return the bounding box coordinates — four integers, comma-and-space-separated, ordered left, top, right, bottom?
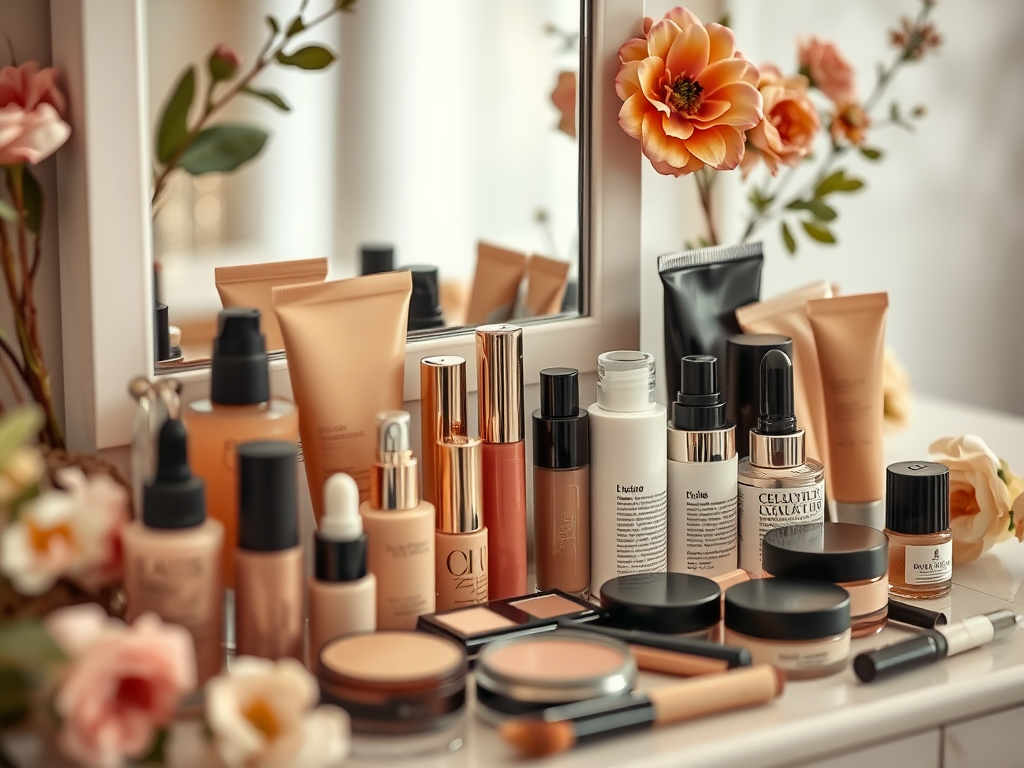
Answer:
589, 351, 668, 598
738, 349, 826, 575
668, 355, 738, 577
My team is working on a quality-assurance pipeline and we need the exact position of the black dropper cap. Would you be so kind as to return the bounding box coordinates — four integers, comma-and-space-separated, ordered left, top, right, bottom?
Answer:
143, 418, 205, 529
885, 461, 950, 535
211, 309, 270, 405
360, 244, 394, 275
154, 303, 172, 363
724, 334, 792, 457
672, 355, 728, 431
757, 349, 798, 435
238, 441, 298, 552
532, 367, 589, 470
407, 265, 445, 331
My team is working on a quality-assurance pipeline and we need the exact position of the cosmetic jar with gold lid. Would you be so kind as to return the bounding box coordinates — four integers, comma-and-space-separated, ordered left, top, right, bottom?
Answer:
724, 578, 851, 679
762, 522, 889, 636
599, 572, 722, 640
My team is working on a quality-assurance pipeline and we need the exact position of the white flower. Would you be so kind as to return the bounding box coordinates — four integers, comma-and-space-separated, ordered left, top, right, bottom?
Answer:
882, 347, 911, 431
207, 657, 350, 768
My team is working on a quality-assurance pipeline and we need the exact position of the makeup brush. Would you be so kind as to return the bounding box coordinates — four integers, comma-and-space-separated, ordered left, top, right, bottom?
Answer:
500, 663, 784, 758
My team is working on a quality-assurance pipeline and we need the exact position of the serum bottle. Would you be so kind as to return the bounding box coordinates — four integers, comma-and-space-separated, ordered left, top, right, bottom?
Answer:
667, 356, 738, 577
885, 461, 952, 599
738, 350, 826, 575
588, 351, 668, 598
435, 436, 489, 611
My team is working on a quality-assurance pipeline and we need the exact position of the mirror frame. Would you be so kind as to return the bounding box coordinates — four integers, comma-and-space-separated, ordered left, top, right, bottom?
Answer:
51, 0, 643, 451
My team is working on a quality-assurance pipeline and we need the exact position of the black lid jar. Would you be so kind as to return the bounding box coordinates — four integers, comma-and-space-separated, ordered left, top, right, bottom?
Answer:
599, 572, 721, 638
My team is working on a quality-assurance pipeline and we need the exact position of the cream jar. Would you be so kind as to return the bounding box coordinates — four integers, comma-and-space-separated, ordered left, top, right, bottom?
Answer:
599, 572, 722, 640
724, 578, 851, 679
762, 522, 889, 636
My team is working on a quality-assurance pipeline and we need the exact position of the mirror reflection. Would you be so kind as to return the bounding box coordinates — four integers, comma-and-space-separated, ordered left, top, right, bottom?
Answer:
147, 0, 586, 365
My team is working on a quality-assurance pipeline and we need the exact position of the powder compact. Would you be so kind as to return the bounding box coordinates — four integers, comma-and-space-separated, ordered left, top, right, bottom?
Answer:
416, 589, 602, 659
474, 629, 637, 722
599, 571, 722, 639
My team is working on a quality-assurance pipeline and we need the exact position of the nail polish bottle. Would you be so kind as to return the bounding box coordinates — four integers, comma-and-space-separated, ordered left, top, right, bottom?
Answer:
737, 350, 825, 575
435, 436, 489, 610
885, 461, 952, 599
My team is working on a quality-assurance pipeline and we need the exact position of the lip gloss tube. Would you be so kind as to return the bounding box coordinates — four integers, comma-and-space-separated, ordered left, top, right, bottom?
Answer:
476, 324, 527, 600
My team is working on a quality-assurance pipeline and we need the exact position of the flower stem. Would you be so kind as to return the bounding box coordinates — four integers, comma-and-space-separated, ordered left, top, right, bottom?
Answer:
695, 168, 719, 246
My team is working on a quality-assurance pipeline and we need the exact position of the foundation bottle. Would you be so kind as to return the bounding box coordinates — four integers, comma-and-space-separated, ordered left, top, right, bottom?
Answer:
435, 436, 489, 610
737, 350, 825, 576
309, 474, 376, 663
123, 418, 224, 686
419, 356, 468, 507
476, 324, 527, 600
532, 367, 590, 598
359, 412, 436, 630
234, 441, 304, 661
885, 461, 952, 599
184, 309, 298, 587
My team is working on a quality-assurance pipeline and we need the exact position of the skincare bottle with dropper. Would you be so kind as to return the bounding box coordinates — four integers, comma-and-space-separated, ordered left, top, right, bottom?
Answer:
309, 473, 376, 662
737, 350, 826, 575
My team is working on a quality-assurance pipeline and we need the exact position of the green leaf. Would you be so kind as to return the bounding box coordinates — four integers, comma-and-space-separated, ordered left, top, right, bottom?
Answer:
286, 16, 305, 36
0, 407, 44, 468
178, 123, 269, 176
815, 170, 864, 196
808, 198, 837, 221
156, 67, 195, 164
266, 15, 280, 35
242, 86, 291, 112
336, 0, 358, 9
0, 666, 30, 726
0, 619, 66, 667
22, 167, 42, 235
0, 198, 15, 223
781, 222, 796, 254
275, 45, 336, 70
748, 187, 774, 213
1009, 507, 1015, 533
802, 220, 837, 244
860, 146, 884, 161
890, 102, 901, 122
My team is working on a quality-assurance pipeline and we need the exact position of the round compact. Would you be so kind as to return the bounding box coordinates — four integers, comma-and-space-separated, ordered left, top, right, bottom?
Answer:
474, 630, 637, 723
724, 578, 851, 680
318, 631, 468, 757
599, 572, 721, 638
762, 522, 889, 637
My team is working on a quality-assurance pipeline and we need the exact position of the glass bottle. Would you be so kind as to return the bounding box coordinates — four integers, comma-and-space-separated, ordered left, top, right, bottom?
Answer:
885, 461, 952, 599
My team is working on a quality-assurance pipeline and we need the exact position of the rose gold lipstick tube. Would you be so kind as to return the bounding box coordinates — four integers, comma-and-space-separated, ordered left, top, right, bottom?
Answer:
419, 357, 468, 507
436, 436, 488, 610
476, 325, 527, 600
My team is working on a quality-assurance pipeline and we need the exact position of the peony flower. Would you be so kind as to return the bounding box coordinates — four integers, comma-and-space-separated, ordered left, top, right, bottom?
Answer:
740, 65, 819, 177
830, 101, 870, 146
929, 435, 1023, 564
615, 7, 762, 177
207, 656, 350, 768
0, 61, 71, 165
551, 70, 577, 138
0, 446, 44, 507
0, 467, 128, 595
46, 605, 196, 768
798, 37, 856, 104
882, 346, 912, 431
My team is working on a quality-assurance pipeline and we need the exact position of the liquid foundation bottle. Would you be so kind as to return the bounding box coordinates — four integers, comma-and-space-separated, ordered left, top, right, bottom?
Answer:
234, 441, 304, 661
588, 351, 668, 598
309, 473, 376, 663
737, 350, 825, 576
667, 355, 738, 577
885, 461, 952, 599
435, 436, 489, 610
476, 324, 526, 600
123, 418, 224, 686
419, 356, 467, 507
533, 367, 590, 598
184, 309, 298, 587
359, 412, 436, 630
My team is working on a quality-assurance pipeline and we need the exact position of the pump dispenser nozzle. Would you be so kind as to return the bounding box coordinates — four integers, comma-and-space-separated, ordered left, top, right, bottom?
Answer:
211, 309, 270, 405
673, 355, 728, 431
143, 418, 205, 529
369, 411, 419, 510
316, 473, 367, 582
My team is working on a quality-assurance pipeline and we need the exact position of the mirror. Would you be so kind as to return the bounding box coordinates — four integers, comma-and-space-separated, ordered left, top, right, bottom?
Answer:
146, 0, 589, 366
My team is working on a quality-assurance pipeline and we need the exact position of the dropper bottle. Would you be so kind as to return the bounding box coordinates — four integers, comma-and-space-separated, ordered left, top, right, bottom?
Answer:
737, 350, 826, 575
309, 473, 376, 662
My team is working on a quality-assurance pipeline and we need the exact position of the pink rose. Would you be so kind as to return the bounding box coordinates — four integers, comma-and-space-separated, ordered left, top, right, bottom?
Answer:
46, 605, 197, 768
798, 37, 856, 104
0, 61, 71, 165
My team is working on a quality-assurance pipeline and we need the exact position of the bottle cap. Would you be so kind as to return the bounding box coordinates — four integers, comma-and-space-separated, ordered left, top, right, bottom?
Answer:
238, 441, 298, 551
407, 265, 445, 331
748, 350, 805, 469
596, 351, 656, 413
854, 631, 947, 683
437, 436, 483, 534
762, 522, 889, 583
143, 418, 205, 529
360, 244, 394, 275
210, 309, 270, 405
885, 461, 950, 535
533, 368, 589, 470
600, 572, 721, 634
672, 355, 728, 431
316, 473, 368, 583
724, 334, 792, 458
154, 303, 172, 363
419, 357, 468, 506
476, 325, 524, 443
369, 411, 420, 511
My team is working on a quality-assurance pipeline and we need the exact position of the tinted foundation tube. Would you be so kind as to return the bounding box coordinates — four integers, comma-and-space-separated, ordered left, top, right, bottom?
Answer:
523, 254, 570, 318
466, 243, 528, 325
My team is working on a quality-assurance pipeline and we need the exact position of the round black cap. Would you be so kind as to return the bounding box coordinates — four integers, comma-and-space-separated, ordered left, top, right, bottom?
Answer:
758, 349, 797, 435
407, 265, 444, 331
360, 244, 394, 275
724, 334, 792, 457
673, 355, 728, 431
315, 534, 368, 582
143, 418, 205, 529
533, 368, 589, 470
854, 631, 947, 683
600, 572, 721, 634
154, 303, 172, 362
885, 461, 950, 535
762, 522, 888, 583
211, 309, 270, 405
725, 578, 850, 641
238, 441, 298, 551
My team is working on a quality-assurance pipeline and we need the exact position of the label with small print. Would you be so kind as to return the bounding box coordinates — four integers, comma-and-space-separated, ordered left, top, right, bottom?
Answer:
905, 541, 952, 585
738, 480, 825, 574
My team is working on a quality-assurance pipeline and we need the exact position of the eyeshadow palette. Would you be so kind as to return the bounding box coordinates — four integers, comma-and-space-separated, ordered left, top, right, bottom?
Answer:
416, 590, 603, 659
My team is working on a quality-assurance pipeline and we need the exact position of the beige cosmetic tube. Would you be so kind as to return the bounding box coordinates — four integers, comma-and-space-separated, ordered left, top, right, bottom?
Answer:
273, 271, 412, 522
736, 282, 833, 484
465, 242, 528, 325
523, 254, 571, 318
216, 258, 328, 351
807, 293, 889, 528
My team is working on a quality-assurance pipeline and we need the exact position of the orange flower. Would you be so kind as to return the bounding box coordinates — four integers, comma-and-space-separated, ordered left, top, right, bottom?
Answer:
798, 37, 856, 105
551, 71, 577, 139
830, 101, 870, 145
741, 65, 819, 177
615, 8, 762, 177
